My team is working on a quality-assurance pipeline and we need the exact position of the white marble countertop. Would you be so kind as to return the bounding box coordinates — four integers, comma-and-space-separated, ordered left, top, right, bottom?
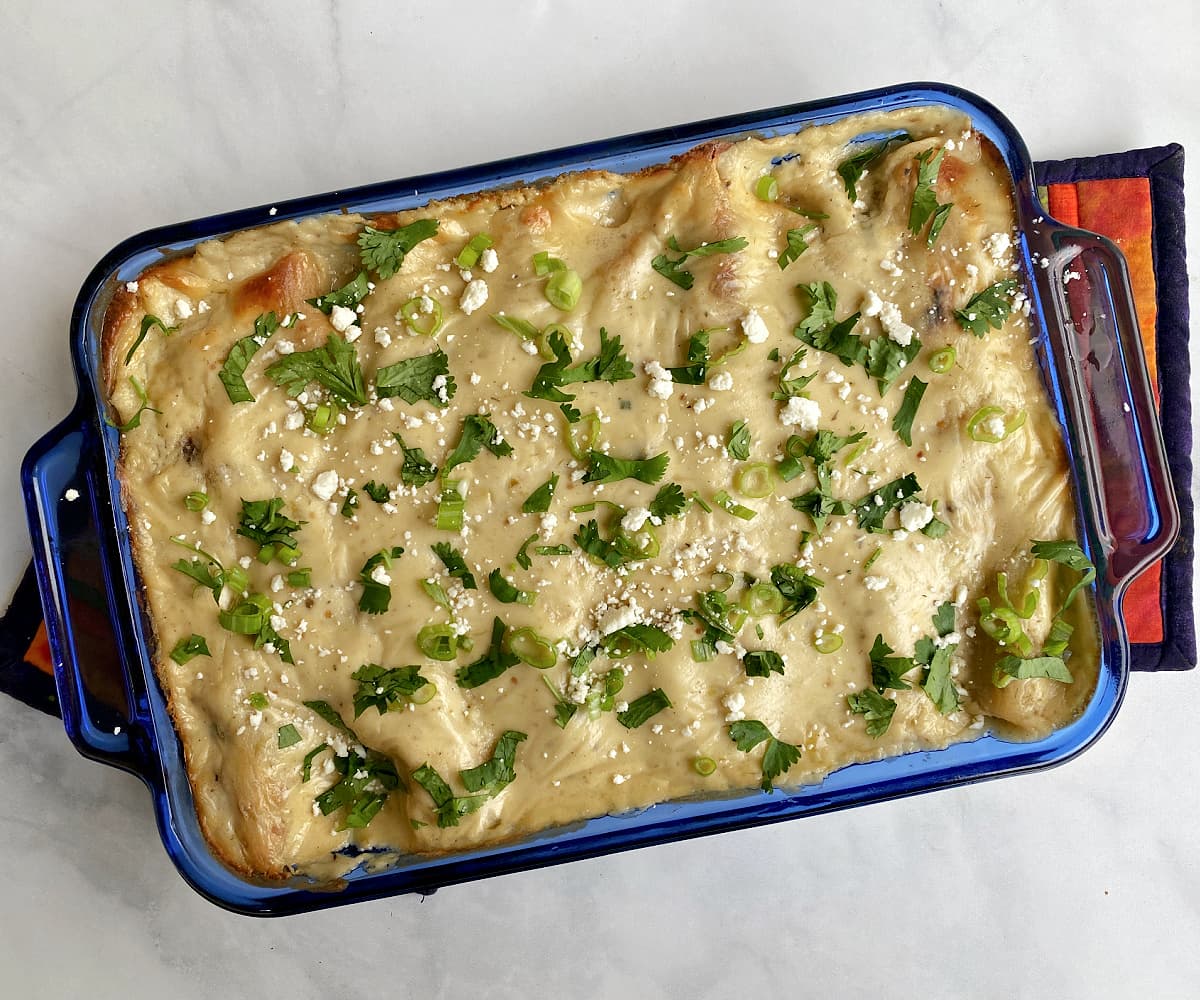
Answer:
2, 2, 1198, 997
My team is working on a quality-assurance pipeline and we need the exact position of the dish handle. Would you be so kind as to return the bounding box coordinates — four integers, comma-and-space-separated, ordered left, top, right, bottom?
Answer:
20, 414, 145, 775
1029, 222, 1180, 593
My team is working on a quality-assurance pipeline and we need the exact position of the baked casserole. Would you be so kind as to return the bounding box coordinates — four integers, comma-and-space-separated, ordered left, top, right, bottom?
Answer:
102, 105, 1098, 880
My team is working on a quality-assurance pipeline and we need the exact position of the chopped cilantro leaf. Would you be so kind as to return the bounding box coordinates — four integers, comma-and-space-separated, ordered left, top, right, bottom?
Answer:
375, 347, 455, 406
909, 148, 952, 245
667, 329, 712, 385
727, 419, 751, 460
649, 482, 687, 521
836, 132, 911, 202
868, 634, 914, 691
412, 730, 526, 827
393, 433, 438, 487
847, 689, 896, 737
522, 474, 559, 513
922, 645, 959, 714
561, 327, 634, 384
358, 546, 403, 614
955, 279, 1019, 337
169, 634, 210, 665
602, 624, 674, 658
854, 474, 921, 533
617, 688, 672, 729
237, 498, 304, 565
455, 618, 520, 688
431, 542, 477, 590
124, 313, 178, 366
772, 347, 817, 400
515, 533, 538, 570
995, 654, 1073, 684
743, 649, 785, 678
892, 377, 927, 446
582, 450, 669, 485
770, 564, 824, 620
265, 333, 367, 406
443, 414, 512, 476
277, 724, 301, 749
307, 271, 370, 314
217, 313, 277, 402
488, 568, 536, 605
727, 719, 801, 792
351, 663, 431, 717
363, 480, 390, 503
652, 235, 748, 290
778, 225, 817, 269
358, 219, 439, 279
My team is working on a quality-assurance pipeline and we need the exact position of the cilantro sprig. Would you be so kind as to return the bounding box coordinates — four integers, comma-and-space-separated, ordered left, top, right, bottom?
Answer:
237, 497, 304, 565
582, 450, 669, 486
393, 434, 438, 487
443, 414, 513, 475
648, 482, 687, 520
909, 148, 953, 246
728, 720, 801, 792
955, 279, 1019, 337
617, 688, 672, 729
836, 132, 911, 202
411, 730, 527, 828
351, 664, 432, 717
266, 334, 368, 406
218, 311, 280, 404
124, 313, 177, 366
455, 618, 520, 688
301, 700, 402, 829
358, 219, 439, 279
432, 542, 477, 590
358, 546, 404, 614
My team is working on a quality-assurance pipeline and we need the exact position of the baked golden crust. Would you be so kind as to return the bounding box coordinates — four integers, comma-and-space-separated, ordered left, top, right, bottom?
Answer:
103, 106, 1097, 882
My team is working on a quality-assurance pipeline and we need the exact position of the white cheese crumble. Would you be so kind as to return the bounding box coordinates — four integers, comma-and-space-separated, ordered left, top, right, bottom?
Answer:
279, 449, 294, 473
620, 507, 652, 533
898, 501, 934, 532
459, 278, 489, 315
983, 232, 1013, 263
863, 290, 915, 347
707, 371, 733, 392
311, 470, 339, 502
329, 305, 357, 333
64, 488, 80, 501
983, 414, 1006, 439
479, 247, 499, 273
723, 691, 746, 723
370, 565, 392, 586
863, 575, 889, 591
200, 510, 216, 525
374, 326, 392, 348
741, 308, 770, 344
644, 360, 674, 400
780, 395, 820, 430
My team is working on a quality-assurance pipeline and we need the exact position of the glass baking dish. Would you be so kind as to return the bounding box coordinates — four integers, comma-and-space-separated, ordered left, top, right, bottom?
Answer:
20, 82, 1178, 915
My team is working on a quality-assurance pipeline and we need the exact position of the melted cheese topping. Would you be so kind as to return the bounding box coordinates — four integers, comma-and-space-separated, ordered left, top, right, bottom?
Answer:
104, 106, 1097, 880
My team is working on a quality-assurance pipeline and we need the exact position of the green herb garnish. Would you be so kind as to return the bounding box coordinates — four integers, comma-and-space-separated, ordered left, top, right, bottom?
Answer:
522, 475, 559, 514
455, 618, 521, 689
169, 634, 210, 665
727, 420, 751, 460
582, 450, 669, 486
358, 219, 439, 279
431, 542, 477, 590
266, 334, 367, 406
375, 347, 456, 406
727, 719, 801, 792
909, 148, 952, 245
892, 377, 927, 447
652, 235, 748, 290
836, 132, 911, 202
617, 688, 672, 729
358, 546, 404, 614
351, 663, 432, 717
443, 414, 513, 476
955, 279, 1019, 337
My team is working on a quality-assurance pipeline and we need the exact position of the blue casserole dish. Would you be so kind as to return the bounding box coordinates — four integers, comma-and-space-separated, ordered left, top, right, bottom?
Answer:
20, 82, 1179, 915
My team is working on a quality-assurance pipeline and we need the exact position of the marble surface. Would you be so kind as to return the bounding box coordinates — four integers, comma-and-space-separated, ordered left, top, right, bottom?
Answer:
2, 2, 1198, 996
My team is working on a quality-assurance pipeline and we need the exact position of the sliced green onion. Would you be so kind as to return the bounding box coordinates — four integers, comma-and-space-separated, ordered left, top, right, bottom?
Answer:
755, 175, 779, 202
287, 568, 311, 588
743, 581, 785, 616
841, 437, 871, 467
400, 295, 444, 337
545, 268, 582, 311
306, 402, 338, 435
967, 405, 1027, 443
618, 524, 660, 560
734, 463, 775, 499
418, 623, 459, 661
690, 639, 716, 662
565, 412, 602, 460
710, 571, 736, 593
538, 323, 571, 359
184, 491, 209, 511
248, 692, 269, 710
693, 756, 717, 776
436, 480, 466, 531
814, 633, 843, 654
506, 628, 558, 669
219, 597, 267, 635
488, 568, 537, 606
691, 492, 713, 514
456, 234, 493, 270
532, 251, 565, 276
863, 547, 882, 571
409, 680, 437, 705
929, 346, 957, 374
714, 490, 757, 521
223, 567, 249, 596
